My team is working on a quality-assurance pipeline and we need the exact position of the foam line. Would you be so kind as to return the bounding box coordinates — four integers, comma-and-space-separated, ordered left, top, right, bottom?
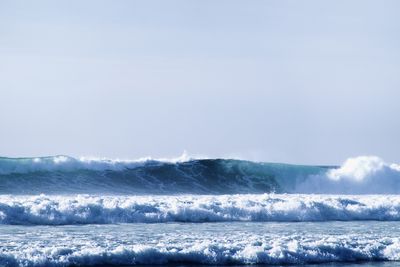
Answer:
1, 194, 400, 225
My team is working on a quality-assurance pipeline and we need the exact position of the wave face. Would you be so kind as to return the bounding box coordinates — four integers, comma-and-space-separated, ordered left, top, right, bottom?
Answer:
0, 155, 324, 194
2, 155, 400, 267
1, 194, 400, 225
0, 155, 400, 194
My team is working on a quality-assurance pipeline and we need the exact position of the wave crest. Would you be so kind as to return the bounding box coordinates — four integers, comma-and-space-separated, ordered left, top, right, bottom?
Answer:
296, 156, 400, 194
1, 194, 400, 225
0, 153, 192, 174
1, 155, 400, 194
1, 230, 400, 266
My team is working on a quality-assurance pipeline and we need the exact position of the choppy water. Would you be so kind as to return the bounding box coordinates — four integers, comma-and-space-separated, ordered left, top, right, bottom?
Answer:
1, 155, 400, 266
1, 221, 400, 266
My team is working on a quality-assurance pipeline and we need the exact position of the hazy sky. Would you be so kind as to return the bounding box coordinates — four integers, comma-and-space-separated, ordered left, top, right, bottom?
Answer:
1, 0, 399, 164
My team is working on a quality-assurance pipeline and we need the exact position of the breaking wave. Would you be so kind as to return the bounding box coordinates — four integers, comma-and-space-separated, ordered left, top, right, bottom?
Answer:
2, 232, 400, 266
297, 156, 400, 194
0, 155, 323, 194
2, 194, 400, 225
0, 155, 399, 194
2, 155, 400, 266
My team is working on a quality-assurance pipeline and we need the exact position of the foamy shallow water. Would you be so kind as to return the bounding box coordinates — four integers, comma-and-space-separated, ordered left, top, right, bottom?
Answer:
1, 221, 400, 266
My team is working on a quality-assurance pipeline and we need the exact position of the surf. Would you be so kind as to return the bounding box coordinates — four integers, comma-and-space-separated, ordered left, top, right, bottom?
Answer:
1, 221, 400, 266
0, 155, 324, 194
0, 155, 399, 194
1, 194, 400, 225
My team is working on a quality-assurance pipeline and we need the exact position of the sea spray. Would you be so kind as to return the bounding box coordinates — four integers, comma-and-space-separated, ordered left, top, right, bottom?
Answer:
1, 156, 400, 194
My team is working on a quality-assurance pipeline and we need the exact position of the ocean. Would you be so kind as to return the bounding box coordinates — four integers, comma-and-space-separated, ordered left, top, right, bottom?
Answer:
0, 155, 400, 267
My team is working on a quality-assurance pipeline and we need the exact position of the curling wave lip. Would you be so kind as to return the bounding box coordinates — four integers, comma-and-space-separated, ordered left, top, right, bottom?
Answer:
0, 155, 399, 194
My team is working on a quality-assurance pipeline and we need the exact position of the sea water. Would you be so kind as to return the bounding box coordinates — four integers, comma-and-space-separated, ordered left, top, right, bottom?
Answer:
1, 155, 400, 267
0, 220, 399, 266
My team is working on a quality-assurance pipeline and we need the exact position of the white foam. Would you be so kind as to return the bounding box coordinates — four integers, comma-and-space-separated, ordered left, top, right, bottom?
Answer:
1, 232, 399, 266
0, 152, 195, 174
295, 156, 400, 194
1, 194, 400, 225
2, 155, 400, 194
327, 156, 399, 181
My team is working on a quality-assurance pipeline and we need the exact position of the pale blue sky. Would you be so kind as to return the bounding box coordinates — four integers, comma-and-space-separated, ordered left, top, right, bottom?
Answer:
1, 0, 399, 164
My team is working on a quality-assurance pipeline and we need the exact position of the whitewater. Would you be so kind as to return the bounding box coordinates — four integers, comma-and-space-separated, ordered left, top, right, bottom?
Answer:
1, 155, 400, 267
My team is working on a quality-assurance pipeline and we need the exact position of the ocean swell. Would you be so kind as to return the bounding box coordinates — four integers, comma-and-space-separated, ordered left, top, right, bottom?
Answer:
1, 155, 400, 194
0, 156, 322, 194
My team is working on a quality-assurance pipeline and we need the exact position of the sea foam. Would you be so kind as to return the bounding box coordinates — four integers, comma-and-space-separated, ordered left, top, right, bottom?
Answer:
1, 230, 400, 266
1, 194, 400, 225
296, 156, 400, 194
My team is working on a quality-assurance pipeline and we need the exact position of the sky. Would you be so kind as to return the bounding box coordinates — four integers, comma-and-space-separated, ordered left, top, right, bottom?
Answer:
1, 0, 399, 164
